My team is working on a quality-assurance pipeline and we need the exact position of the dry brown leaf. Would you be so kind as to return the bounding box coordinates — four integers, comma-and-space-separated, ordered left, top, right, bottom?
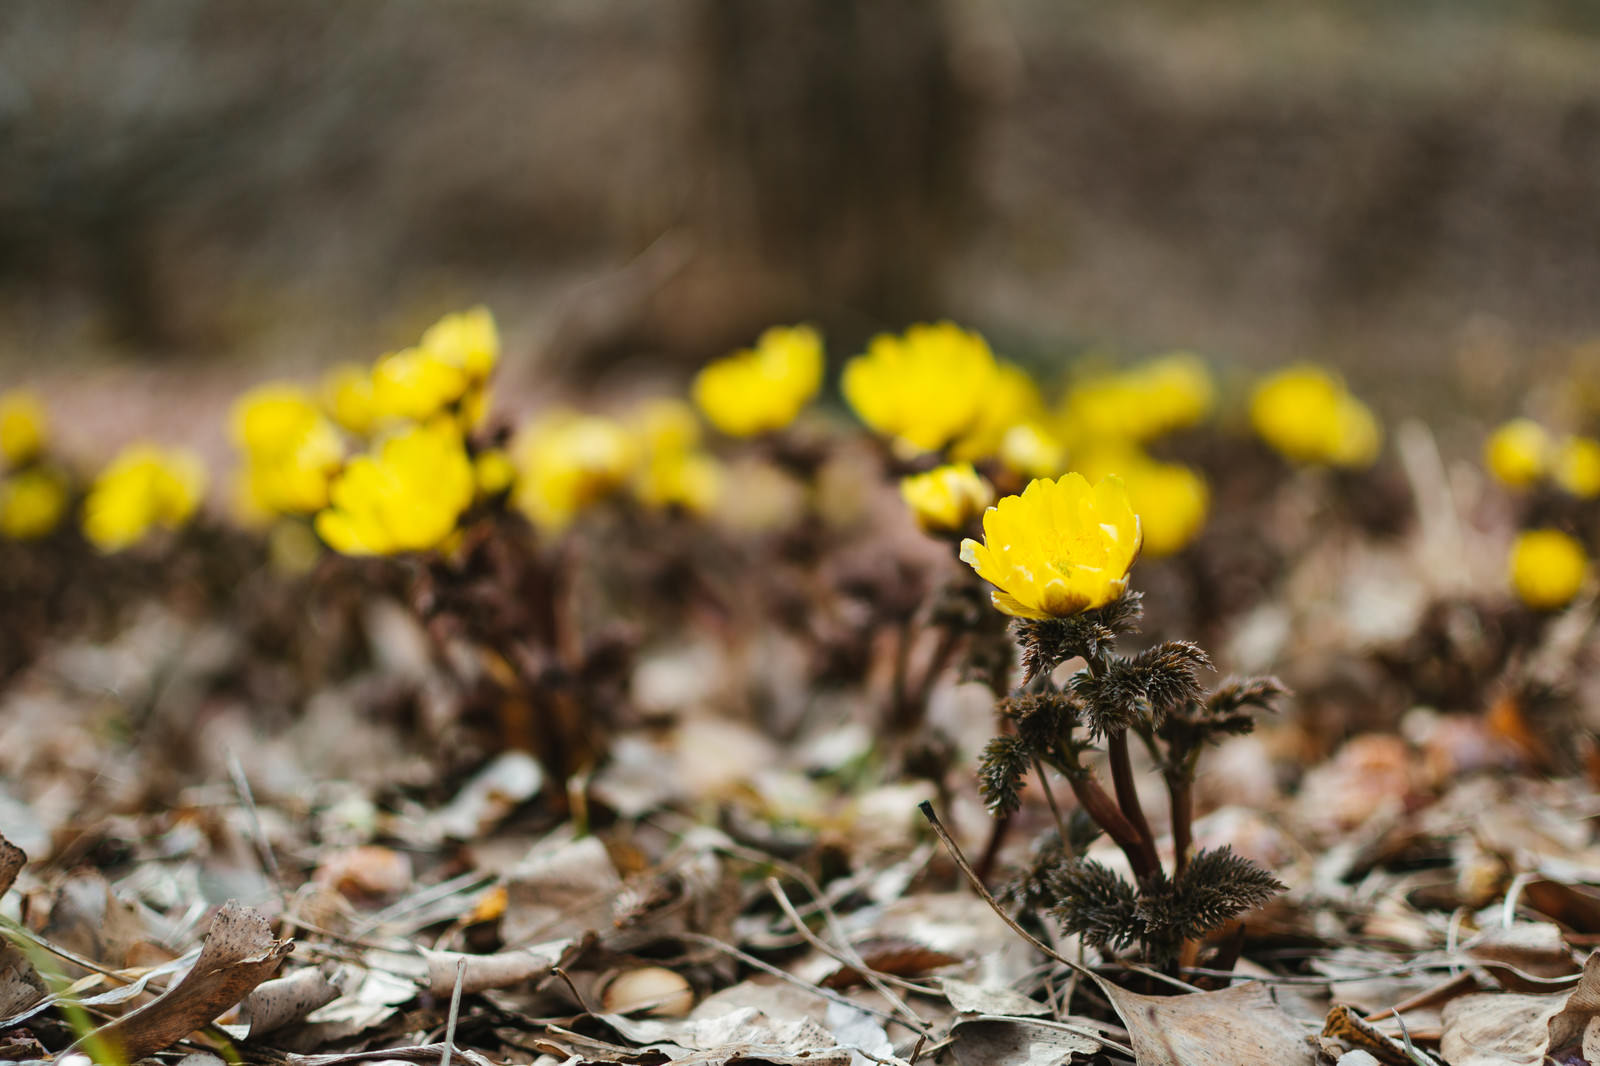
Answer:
421, 940, 569, 996
72, 901, 291, 1061
949, 1016, 1102, 1066
0, 943, 45, 1018
1547, 951, 1600, 1062
0, 833, 23, 898
237, 965, 345, 1037
1098, 979, 1317, 1066
1439, 992, 1557, 1066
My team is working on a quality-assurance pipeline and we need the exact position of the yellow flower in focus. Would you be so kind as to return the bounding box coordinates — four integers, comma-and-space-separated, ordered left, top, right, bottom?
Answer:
843, 321, 999, 453
959, 473, 1142, 619
231, 384, 345, 518
322, 363, 378, 437
315, 418, 474, 555
951, 362, 1046, 462
474, 448, 517, 497
1553, 436, 1600, 498
0, 467, 69, 539
693, 324, 824, 437
1483, 418, 1550, 489
1250, 365, 1381, 468
83, 444, 206, 552
900, 462, 993, 534
511, 411, 636, 532
419, 306, 499, 382
1059, 353, 1215, 446
0, 390, 47, 467
1509, 528, 1587, 610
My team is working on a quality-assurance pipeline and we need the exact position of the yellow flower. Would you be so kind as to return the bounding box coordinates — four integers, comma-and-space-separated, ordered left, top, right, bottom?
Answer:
636, 448, 723, 515
843, 321, 999, 453
900, 463, 993, 534
1553, 436, 1600, 498
1074, 445, 1209, 558
1059, 353, 1215, 446
959, 473, 1142, 619
419, 306, 499, 382
693, 324, 824, 437
951, 362, 1046, 462
315, 418, 475, 555
370, 346, 472, 424
231, 384, 345, 518
83, 444, 206, 552
999, 422, 1068, 480
322, 362, 379, 437
0, 467, 69, 539
1483, 418, 1550, 489
510, 411, 636, 532
630, 398, 721, 515
473, 448, 517, 497
1250, 365, 1381, 468
0, 389, 48, 467
1509, 528, 1587, 610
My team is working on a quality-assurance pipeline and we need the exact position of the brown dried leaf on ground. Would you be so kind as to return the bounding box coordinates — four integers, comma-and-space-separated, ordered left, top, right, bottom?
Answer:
0, 833, 23, 897
1099, 979, 1318, 1066
1440, 950, 1600, 1066
71, 900, 291, 1062
421, 939, 570, 996
235, 964, 347, 1038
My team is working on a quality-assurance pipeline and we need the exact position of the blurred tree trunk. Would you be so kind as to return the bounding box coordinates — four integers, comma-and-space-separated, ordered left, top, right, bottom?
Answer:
689, 0, 981, 348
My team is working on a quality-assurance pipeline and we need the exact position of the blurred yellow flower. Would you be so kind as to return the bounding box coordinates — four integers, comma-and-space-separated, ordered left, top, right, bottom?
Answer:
0, 467, 69, 539
1059, 353, 1215, 446
420, 305, 499, 382
951, 362, 1046, 462
473, 448, 517, 497
368, 307, 499, 426
1553, 436, 1600, 498
1509, 528, 1587, 610
631, 398, 722, 515
1483, 418, 1550, 489
693, 324, 824, 437
900, 462, 993, 534
999, 421, 1067, 480
322, 362, 379, 437
511, 411, 636, 532
960, 473, 1142, 619
843, 321, 999, 453
231, 383, 345, 519
315, 418, 474, 555
83, 444, 206, 552
1075, 445, 1209, 558
1250, 365, 1380, 468
0, 389, 47, 467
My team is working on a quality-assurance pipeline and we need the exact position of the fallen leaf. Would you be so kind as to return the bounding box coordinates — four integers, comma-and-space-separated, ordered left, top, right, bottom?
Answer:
1439, 992, 1557, 1066
0, 832, 23, 897
940, 977, 1051, 1017
421, 940, 569, 996
950, 1016, 1101, 1066
1098, 979, 1318, 1066
72, 901, 291, 1061
236, 964, 347, 1037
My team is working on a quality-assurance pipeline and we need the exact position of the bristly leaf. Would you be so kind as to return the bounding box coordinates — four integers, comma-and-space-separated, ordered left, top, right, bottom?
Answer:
1048, 858, 1141, 951
1069, 661, 1148, 739
1000, 830, 1067, 912
1002, 691, 1080, 753
978, 734, 1031, 816
1206, 676, 1288, 724
1130, 641, 1212, 717
1136, 846, 1285, 946
1012, 592, 1144, 682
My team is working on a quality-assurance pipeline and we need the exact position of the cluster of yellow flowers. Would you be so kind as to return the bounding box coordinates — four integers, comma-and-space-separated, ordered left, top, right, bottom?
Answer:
693, 325, 823, 438
83, 444, 207, 552
1249, 364, 1381, 468
1483, 417, 1600, 497
841, 324, 1212, 558
0, 390, 70, 540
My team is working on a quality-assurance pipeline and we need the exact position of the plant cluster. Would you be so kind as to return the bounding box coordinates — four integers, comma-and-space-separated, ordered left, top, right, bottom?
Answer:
964, 472, 1288, 967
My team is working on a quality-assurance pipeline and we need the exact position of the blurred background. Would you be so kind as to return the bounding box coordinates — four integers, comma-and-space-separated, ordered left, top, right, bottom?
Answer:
7, 0, 1600, 463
